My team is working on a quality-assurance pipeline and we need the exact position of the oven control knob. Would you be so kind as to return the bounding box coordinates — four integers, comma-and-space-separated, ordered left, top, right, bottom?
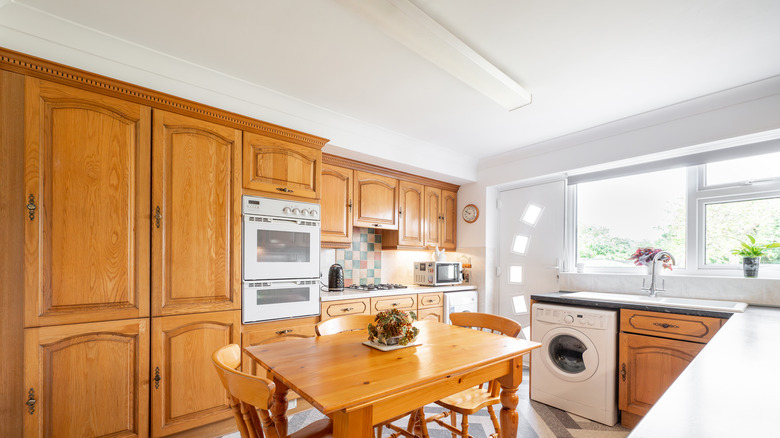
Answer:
292, 208, 301, 215
563, 314, 574, 324
282, 207, 292, 214
308, 210, 317, 217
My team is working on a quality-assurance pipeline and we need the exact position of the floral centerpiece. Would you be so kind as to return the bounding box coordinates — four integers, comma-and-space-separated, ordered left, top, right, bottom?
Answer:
629, 247, 673, 271
367, 308, 419, 346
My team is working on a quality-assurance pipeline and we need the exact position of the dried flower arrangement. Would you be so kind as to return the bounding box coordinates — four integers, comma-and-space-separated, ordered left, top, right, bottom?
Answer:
367, 308, 419, 346
629, 247, 673, 271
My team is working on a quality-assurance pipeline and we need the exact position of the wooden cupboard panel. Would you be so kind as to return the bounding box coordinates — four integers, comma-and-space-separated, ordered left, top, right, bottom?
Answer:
423, 187, 441, 248
321, 163, 353, 246
620, 309, 723, 343
151, 311, 240, 436
24, 78, 151, 327
395, 181, 425, 248
152, 110, 241, 316
353, 170, 398, 229
23, 318, 150, 438
441, 189, 457, 250
618, 332, 704, 421
321, 299, 370, 320
416, 307, 442, 322
418, 292, 443, 309
243, 132, 321, 200
370, 295, 417, 314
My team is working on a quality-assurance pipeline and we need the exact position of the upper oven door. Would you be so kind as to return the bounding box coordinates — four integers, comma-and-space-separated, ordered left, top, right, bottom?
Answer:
243, 215, 320, 280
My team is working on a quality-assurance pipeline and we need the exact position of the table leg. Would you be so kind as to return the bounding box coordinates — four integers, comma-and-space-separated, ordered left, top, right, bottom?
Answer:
499, 384, 519, 438
333, 407, 373, 437
271, 378, 289, 437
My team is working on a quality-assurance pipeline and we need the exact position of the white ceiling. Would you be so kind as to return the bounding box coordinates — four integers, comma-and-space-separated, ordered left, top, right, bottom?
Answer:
3, 0, 780, 184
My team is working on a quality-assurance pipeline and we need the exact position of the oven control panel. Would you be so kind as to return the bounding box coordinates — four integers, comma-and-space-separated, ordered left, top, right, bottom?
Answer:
242, 195, 320, 220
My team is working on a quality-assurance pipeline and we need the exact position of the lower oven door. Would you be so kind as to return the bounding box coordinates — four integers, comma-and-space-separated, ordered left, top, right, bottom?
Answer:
242, 279, 320, 323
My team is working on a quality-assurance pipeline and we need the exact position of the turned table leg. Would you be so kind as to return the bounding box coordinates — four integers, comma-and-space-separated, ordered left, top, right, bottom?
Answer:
271, 378, 289, 436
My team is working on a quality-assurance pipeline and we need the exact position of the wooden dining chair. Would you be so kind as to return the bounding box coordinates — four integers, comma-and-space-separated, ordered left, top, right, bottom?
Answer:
212, 344, 333, 438
424, 312, 523, 438
314, 315, 426, 438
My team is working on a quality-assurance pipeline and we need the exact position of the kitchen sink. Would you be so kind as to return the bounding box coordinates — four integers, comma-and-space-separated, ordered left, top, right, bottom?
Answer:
564, 291, 748, 313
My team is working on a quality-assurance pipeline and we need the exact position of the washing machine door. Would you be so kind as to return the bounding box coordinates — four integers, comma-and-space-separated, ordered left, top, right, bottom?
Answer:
540, 326, 599, 383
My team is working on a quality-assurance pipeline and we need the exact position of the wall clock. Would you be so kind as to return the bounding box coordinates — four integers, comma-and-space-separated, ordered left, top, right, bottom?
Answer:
462, 204, 479, 223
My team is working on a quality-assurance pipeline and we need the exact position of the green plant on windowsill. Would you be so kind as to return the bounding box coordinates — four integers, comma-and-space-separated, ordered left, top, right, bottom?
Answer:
731, 234, 780, 278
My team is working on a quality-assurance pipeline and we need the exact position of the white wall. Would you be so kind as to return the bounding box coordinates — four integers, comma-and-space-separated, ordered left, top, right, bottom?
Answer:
461, 75, 780, 310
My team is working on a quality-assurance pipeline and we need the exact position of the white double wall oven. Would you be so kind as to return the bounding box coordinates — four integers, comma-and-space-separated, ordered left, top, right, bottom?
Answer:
242, 196, 321, 323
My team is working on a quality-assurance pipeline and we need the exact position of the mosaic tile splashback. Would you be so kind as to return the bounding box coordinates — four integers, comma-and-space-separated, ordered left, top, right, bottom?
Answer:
335, 228, 382, 286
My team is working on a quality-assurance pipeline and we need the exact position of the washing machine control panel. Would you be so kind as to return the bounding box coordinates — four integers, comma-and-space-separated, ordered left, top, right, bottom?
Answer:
534, 306, 608, 330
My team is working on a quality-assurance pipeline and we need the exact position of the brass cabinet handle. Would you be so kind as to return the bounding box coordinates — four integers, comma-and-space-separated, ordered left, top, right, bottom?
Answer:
653, 322, 680, 329
348, 200, 353, 212
426, 299, 434, 303
392, 302, 400, 307
276, 187, 293, 193
26, 388, 36, 414
373, 224, 382, 228
341, 307, 354, 312
26, 194, 37, 221
398, 208, 403, 216
275, 329, 293, 335
154, 367, 161, 389
154, 206, 162, 229
620, 363, 626, 382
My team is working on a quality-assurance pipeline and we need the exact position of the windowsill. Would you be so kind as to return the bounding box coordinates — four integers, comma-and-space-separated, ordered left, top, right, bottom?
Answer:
562, 271, 780, 281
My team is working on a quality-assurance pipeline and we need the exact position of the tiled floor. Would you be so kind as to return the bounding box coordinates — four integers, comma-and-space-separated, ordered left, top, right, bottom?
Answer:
225, 369, 631, 438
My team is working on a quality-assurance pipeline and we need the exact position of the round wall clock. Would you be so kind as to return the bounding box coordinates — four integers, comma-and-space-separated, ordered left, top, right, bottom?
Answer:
462, 204, 479, 223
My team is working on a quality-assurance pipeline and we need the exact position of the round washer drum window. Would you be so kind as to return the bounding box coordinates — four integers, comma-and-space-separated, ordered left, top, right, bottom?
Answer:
548, 334, 587, 374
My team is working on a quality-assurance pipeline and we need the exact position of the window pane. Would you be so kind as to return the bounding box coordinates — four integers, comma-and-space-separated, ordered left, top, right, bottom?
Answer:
705, 197, 780, 265
577, 168, 686, 268
705, 151, 780, 186
509, 265, 523, 283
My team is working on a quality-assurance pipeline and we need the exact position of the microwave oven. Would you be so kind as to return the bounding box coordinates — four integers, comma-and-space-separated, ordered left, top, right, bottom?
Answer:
414, 261, 463, 286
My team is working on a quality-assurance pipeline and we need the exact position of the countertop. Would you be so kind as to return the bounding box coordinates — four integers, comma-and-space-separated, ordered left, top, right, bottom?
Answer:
320, 284, 476, 302
531, 291, 780, 437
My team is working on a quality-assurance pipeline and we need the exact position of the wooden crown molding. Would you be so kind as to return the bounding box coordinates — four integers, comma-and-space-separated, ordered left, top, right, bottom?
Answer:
323, 153, 459, 192
0, 46, 328, 149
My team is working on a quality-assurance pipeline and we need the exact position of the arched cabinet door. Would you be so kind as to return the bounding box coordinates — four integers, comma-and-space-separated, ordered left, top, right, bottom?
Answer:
321, 163, 354, 245
242, 131, 321, 201
24, 78, 151, 327
353, 170, 399, 229
24, 318, 150, 437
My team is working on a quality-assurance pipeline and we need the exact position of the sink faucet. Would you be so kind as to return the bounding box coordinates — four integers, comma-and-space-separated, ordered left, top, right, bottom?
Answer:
642, 251, 676, 297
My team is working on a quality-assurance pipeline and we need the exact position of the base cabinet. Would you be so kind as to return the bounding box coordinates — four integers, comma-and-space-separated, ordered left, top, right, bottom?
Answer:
151, 311, 241, 436
24, 319, 150, 438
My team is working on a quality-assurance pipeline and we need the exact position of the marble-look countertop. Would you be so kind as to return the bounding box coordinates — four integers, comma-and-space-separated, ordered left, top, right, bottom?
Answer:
320, 284, 476, 302
531, 291, 780, 437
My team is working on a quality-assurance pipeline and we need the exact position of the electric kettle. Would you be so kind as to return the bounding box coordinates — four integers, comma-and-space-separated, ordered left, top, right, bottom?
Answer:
328, 264, 344, 291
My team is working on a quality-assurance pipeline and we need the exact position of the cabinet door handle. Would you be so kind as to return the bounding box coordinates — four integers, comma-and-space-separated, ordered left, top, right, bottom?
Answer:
398, 208, 403, 216
653, 322, 680, 329
341, 307, 354, 312
276, 329, 293, 335
154, 367, 161, 389
154, 206, 162, 229
392, 302, 400, 307
620, 363, 626, 382
373, 224, 382, 228
26, 194, 37, 221
276, 187, 294, 193
348, 200, 353, 212
26, 388, 36, 414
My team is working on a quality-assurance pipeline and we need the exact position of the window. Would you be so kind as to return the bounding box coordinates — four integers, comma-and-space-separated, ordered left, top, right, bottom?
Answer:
572, 149, 780, 275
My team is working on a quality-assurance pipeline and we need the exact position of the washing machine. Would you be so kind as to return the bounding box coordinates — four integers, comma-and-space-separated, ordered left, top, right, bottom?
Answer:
442, 290, 478, 324
530, 303, 618, 426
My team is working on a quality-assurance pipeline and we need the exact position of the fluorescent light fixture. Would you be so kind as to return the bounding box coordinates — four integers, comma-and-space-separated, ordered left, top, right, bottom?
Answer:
511, 234, 530, 255
334, 0, 532, 110
512, 295, 528, 314
509, 265, 523, 284
521, 203, 543, 226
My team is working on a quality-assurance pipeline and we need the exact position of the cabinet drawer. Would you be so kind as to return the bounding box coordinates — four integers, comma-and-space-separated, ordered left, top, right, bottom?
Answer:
620, 309, 724, 343
321, 298, 370, 320
418, 292, 442, 309
242, 316, 318, 349
416, 307, 442, 322
371, 294, 417, 314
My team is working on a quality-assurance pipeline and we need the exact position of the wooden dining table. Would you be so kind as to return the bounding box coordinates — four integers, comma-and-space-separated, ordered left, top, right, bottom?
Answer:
244, 319, 542, 437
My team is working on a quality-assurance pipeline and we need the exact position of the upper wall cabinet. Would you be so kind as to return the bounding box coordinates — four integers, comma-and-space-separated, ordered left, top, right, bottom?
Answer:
23, 78, 152, 327
353, 170, 399, 229
321, 163, 354, 246
243, 132, 321, 201
383, 180, 425, 249
152, 110, 242, 316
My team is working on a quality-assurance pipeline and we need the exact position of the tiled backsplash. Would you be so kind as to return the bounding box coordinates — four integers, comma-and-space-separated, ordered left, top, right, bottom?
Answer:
335, 228, 382, 286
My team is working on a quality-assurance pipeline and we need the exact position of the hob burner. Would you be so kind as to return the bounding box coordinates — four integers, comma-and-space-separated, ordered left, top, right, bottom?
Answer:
346, 284, 408, 291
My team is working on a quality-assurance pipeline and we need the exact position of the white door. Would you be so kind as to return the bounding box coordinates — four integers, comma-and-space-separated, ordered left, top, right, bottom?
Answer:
498, 181, 565, 333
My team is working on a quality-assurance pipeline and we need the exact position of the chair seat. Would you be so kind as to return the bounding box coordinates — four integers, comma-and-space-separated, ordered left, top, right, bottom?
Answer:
289, 418, 333, 438
435, 387, 500, 415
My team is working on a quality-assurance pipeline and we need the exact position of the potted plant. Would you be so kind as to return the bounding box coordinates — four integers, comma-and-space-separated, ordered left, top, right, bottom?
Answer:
367, 309, 419, 346
731, 234, 780, 278
629, 247, 673, 271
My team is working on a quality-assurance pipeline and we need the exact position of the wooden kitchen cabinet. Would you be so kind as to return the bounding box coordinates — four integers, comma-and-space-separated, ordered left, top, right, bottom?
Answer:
24, 318, 150, 438
243, 131, 321, 200
418, 292, 443, 309
150, 310, 241, 437
371, 294, 417, 314
416, 307, 443, 322
151, 110, 242, 316
321, 298, 371, 321
618, 309, 725, 428
321, 163, 353, 247
424, 187, 457, 250
23, 77, 152, 327
353, 170, 399, 229
382, 180, 425, 249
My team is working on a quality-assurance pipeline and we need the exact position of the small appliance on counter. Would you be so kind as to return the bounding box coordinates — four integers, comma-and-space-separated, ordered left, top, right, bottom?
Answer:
328, 264, 344, 291
414, 261, 463, 286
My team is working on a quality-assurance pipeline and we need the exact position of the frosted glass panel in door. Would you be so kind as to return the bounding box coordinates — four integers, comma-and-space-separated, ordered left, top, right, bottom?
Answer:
498, 181, 565, 331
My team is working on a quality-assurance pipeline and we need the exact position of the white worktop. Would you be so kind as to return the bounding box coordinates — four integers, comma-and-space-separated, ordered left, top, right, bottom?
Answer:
320, 284, 476, 302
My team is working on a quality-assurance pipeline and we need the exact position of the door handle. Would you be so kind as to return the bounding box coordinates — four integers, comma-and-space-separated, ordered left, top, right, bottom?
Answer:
620, 363, 626, 382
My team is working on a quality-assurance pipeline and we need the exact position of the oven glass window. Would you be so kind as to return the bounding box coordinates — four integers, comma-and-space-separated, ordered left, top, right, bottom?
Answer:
255, 286, 310, 306
256, 230, 311, 263
548, 334, 587, 374
436, 264, 458, 282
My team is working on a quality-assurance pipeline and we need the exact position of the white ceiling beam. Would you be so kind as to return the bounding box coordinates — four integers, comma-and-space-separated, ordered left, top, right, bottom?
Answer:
334, 0, 532, 111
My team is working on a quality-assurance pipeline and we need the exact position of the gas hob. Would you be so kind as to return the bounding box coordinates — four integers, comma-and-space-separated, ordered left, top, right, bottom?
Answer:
345, 284, 408, 292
